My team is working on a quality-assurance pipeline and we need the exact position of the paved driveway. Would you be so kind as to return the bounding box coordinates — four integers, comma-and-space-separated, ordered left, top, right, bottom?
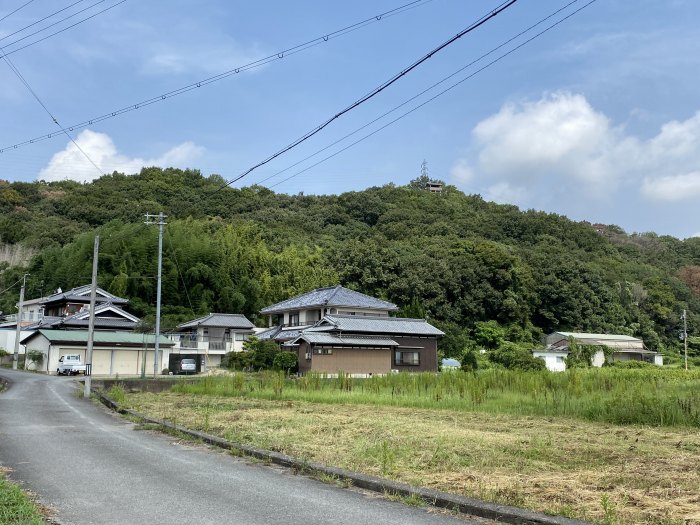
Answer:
0, 370, 479, 525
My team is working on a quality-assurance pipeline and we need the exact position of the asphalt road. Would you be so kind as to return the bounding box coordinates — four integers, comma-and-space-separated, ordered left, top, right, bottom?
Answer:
0, 370, 480, 525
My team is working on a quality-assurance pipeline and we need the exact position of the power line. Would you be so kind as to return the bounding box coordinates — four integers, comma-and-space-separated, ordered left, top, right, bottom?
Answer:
1, 48, 105, 176
0, 0, 125, 60
255, 0, 580, 188
0, 277, 25, 296
0, 0, 433, 154
0, 0, 36, 24
214, 0, 519, 193
265, 0, 598, 190
0, 0, 89, 44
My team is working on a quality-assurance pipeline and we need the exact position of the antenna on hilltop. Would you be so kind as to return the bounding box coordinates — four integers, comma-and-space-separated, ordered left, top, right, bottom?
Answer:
421, 159, 429, 178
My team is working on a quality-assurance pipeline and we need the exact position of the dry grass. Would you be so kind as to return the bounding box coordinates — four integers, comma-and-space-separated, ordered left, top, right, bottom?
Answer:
125, 392, 700, 525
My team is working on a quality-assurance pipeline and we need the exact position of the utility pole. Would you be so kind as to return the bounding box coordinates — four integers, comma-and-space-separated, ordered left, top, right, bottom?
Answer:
145, 212, 166, 378
682, 309, 688, 371
84, 235, 99, 398
11, 274, 29, 370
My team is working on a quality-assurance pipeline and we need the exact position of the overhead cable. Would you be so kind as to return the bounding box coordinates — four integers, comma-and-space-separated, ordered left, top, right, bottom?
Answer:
1, 46, 104, 176
214, 0, 519, 192
0, 0, 89, 44
0, 0, 36, 24
0, 0, 433, 154
0, 0, 126, 60
265, 0, 598, 190
255, 0, 581, 188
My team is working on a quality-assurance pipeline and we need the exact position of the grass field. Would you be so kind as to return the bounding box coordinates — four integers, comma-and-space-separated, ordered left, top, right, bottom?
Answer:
170, 369, 700, 427
113, 369, 700, 525
0, 468, 45, 525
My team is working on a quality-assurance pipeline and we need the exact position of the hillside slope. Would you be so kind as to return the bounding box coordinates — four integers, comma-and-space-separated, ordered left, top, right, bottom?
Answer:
1, 168, 698, 361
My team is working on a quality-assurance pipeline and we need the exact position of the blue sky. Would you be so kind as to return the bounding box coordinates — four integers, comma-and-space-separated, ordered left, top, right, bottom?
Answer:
1, 0, 699, 238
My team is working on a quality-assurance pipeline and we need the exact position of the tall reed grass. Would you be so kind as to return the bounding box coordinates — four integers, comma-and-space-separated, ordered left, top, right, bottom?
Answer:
171, 368, 700, 427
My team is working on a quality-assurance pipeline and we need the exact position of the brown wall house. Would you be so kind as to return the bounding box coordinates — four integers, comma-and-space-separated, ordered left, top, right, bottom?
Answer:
297, 344, 392, 375
391, 336, 438, 373
288, 315, 443, 376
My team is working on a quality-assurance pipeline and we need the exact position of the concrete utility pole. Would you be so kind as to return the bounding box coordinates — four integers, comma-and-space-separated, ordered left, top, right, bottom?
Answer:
11, 274, 29, 370
84, 235, 99, 398
145, 212, 167, 378
682, 309, 688, 371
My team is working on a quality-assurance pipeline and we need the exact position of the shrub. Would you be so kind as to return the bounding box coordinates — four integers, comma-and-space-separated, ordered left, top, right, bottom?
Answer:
610, 360, 656, 369
222, 351, 252, 370
27, 350, 44, 366
243, 337, 281, 370
488, 342, 545, 371
273, 351, 298, 373
460, 349, 479, 371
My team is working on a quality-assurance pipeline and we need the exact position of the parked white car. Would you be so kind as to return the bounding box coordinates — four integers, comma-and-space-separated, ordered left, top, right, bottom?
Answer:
176, 358, 197, 375
57, 354, 86, 376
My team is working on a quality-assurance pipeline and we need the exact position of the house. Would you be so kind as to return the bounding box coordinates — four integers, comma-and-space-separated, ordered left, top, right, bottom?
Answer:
0, 285, 140, 362
40, 285, 130, 317
20, 329, 174, 375
536, 332, 664, 371
169, 313, 256, 370
425, 181, 443, 193
284, 314, 444, 376
258, 285, 398, 343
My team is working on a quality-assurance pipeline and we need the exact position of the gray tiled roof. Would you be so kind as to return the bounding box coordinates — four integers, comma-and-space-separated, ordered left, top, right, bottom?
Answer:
307, 315, 444, 336
260, 285, 398, 314
40, 285, 128, 305
23, 312, 138, 331
287, 333, 399, 347
176, 313, 255, 330
257, 326, 305, 341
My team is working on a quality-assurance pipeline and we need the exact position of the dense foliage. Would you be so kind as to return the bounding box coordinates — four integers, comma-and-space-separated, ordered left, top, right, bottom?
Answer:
1, 168, 699, 363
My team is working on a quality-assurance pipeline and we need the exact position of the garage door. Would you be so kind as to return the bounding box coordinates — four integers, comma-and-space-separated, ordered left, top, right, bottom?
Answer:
112, 350, 139, 375
92, 350, 112, 375
143, 350, 164, 375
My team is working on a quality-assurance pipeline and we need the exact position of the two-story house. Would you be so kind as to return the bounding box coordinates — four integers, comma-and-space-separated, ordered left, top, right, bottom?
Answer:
258, 285, 443, 376
285, 314, 444, 376
0, 285, 140, 364
257, 285, 399, 342
169, 313, 256, 370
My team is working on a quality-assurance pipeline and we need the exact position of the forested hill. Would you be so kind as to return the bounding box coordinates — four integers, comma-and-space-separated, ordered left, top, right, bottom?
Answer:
1, 167, 699, 360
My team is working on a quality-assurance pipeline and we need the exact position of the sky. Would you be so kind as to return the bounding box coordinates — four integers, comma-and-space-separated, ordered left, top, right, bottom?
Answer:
1, 0, 699, 239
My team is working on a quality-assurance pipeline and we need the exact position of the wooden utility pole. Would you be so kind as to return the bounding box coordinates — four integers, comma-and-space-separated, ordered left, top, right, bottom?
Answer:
84, 235, 99, 398
11, 274, 28, 370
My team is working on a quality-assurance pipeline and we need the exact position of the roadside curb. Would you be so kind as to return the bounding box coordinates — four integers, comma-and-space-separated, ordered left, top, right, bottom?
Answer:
97, 391, 591, 525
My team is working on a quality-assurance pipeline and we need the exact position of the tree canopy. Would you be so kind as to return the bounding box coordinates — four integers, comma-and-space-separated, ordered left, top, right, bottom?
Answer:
1, 168, 698, 363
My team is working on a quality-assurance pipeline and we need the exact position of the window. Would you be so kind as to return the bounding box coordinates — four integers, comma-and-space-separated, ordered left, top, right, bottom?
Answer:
234, 333, 247, 341
313, 348, 333, 355
305, 352, 311, 361
395, 351, 420, 366
306, 309, 321, 323
288, 311, 300, 326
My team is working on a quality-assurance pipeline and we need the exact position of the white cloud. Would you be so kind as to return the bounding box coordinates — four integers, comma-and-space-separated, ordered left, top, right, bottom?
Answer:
449, 158, 474, 184
641, 173, 700, 201
38, 130, 204, 182
450, 92, 700, 206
